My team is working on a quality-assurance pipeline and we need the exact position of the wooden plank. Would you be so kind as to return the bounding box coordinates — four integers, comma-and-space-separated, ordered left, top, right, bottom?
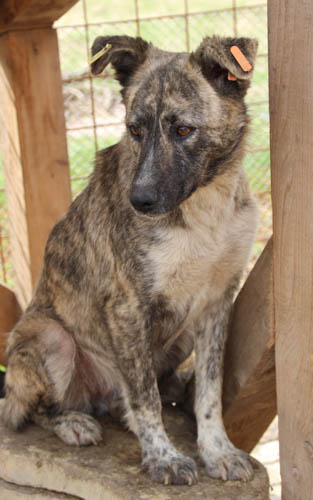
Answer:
223, 239, 276, 452
268, 1, 313, 499
0, 0, 79, 31
0, 0, 30, 26
0, 28, 72, 308
0, 285, 21, 365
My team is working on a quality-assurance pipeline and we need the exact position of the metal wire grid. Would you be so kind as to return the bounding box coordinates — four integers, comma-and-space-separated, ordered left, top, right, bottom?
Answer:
0, 0, 270, 285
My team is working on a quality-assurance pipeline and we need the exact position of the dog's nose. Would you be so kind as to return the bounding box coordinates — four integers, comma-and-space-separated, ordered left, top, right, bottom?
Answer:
130, 187, 158, 213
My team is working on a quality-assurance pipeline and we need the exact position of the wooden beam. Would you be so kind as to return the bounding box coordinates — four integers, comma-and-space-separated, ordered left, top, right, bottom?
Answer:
0, 285, 21, 365
0, 28, 72, 308
268, 1, 313, 499
0, 0, 31, 26
0, 0, 79, 31
223, 239, 276, 452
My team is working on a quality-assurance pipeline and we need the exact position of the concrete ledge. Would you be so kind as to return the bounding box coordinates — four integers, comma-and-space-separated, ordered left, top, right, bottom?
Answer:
0, 402, 269, 499
0, 478, 79, 499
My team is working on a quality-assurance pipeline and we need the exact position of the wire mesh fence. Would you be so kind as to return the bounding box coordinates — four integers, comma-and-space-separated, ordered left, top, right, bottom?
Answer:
0, 0, 271, 287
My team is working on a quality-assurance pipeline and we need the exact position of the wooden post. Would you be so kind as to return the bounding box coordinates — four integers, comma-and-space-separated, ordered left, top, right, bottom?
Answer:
268, 1, 313, 498
0, 0, 79, 30
0, 27, 72, 308
223, 239, 276, 452
0, 285, 21, 365
0, 0, 79, 308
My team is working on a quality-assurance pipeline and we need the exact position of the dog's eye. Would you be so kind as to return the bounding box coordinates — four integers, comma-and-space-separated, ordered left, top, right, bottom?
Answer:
129, 125, 142, 137
177, 126, 191, 137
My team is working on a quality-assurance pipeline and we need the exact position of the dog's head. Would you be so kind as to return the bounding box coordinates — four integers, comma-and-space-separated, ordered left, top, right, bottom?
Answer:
91, 35, 258, 217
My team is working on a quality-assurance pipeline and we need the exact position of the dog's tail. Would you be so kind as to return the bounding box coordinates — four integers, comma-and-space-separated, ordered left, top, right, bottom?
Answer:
1, 342, 48, 430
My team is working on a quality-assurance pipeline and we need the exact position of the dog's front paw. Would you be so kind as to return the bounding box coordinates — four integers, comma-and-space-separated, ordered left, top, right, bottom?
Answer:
143, 452, 198, 485
200, 445, 253, 481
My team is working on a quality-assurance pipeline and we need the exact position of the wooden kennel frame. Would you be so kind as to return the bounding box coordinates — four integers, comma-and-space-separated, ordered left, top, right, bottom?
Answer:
0, 1, 312, 498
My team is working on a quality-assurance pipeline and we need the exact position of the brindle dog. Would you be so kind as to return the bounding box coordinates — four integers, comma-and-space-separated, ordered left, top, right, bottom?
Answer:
2, 35, 258, 485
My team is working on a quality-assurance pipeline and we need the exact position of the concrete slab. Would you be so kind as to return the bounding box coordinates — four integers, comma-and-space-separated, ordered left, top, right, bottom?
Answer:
0, 478, 79, 499
0, 401, 269, 500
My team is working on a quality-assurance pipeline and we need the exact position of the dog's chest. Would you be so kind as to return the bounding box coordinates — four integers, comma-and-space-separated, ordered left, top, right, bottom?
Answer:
148, 212, 234, 322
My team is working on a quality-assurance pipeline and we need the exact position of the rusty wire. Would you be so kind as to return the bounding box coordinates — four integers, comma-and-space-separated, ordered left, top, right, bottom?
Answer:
0, 1, 270, 284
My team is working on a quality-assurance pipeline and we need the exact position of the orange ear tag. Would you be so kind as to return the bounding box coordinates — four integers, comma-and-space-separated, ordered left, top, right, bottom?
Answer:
228, 72, 237, 81
230, 45, 252, 72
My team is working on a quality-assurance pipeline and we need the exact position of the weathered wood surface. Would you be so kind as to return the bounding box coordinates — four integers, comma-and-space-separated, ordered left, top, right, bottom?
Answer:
0, 285, 21, 365
0, 28, 72, 308
223, 239, 276, 452
0, 0, 79, 31
268, 1, 313, 499
0, 402, 269, 499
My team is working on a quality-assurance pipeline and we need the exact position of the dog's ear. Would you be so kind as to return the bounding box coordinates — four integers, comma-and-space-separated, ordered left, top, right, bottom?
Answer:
191, 36, 258, 97
90, 35, 149, 87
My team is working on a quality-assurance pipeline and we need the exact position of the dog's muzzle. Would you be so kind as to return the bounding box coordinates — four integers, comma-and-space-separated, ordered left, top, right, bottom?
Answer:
130, 186, 159, 214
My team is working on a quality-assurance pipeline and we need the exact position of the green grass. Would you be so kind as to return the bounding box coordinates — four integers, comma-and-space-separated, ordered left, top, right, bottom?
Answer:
58, 0, 270, 195
67, 132, 270, 195
0, 0, 271, 287
68, 134, 119, 196
56, 0, 265, 26
56, 1, 268, 75
244, 151, 270, 192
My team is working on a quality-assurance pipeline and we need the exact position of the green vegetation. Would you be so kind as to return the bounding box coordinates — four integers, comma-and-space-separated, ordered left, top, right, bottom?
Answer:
68, 134, 118, 196
56, 1, 268, 74
56, 0, 265, 27
68, 130, 270, 198
0, 0, 271, 287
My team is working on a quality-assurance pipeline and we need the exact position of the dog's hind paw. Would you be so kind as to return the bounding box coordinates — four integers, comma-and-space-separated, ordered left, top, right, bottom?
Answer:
54, 411, 102, 446
201, 447, 253, 482
143, 453, 198, 485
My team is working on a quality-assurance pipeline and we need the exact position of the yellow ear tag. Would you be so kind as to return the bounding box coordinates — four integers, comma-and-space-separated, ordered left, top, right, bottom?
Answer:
89, 43, 112, 65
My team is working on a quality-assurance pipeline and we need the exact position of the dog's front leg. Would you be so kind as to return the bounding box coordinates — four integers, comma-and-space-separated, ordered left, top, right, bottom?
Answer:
194, 293, 253, 481
109, 299, 198, 485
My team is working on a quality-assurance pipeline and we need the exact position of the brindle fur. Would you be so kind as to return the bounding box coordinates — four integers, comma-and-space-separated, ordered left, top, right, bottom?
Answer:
2, 35, 258, 485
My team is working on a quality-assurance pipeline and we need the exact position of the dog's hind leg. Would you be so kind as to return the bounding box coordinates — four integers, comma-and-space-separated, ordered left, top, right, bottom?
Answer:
2, 335, 52, 431
2, 315, 102, 446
